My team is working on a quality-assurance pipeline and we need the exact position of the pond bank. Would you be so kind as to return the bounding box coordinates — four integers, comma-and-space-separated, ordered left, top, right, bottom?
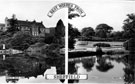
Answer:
69, 49, 129, 58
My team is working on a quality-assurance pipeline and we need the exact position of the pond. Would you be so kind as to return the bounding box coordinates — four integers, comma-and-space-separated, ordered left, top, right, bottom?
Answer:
0, 52, 65, 83
68, 54, 135, 84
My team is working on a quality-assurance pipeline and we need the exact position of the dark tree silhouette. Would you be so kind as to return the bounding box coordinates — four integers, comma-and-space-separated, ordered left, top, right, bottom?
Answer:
81, 27, 95, 38
95, 24, 113, 38
123, 13, 135, 38
7, 14, 19, 33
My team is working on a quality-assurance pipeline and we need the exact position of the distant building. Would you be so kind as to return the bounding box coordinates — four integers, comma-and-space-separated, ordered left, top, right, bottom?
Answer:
5, 14, 46, 37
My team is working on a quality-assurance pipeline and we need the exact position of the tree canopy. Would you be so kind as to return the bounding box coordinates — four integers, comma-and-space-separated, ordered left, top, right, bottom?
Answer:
10, 31, 36, 50
6, 15, 19, 33
123, 13, 135, 38
81, 27, 95, 38
96, 24, 113, 33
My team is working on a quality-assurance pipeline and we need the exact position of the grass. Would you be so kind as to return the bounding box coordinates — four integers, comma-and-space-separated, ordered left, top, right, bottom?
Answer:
76, 41, 123, 48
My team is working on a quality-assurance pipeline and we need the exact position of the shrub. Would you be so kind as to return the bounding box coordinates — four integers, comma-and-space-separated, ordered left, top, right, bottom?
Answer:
93, 43, 111, 47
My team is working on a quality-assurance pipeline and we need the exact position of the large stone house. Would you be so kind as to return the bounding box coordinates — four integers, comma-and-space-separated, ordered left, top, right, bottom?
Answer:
45, 27, 55, 37
0, 15, 65, 39
4, 15, 46, 37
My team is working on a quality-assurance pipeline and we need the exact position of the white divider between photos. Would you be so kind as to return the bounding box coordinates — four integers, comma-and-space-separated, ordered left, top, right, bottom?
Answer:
65, 7, 68, 84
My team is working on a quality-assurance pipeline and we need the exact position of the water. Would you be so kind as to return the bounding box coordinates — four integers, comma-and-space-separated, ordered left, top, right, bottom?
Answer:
0, 52, 65, 83
68, 54, 135, 84
68, 41, 135, 83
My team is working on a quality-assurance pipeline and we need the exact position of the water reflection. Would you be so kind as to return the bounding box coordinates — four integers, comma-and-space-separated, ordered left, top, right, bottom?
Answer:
96, 56, 114, 72
122, 53, 135, 84
68, 53, 135, 83
0, 53, 65, 83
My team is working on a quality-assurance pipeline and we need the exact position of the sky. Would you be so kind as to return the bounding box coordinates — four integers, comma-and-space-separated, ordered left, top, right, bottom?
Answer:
0, 0, 135, 31
0, 0, 67, 28
68, 0, 135, 31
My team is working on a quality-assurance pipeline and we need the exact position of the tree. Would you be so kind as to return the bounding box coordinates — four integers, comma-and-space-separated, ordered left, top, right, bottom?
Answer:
123, 13, 135, 38
68, 23, 76, 49
10, 31, 36, 50
68, 7, 81, 49
81, 27, 95, 38
96, 24, 113, 33
95, 29, 107, 38
69, 23, 80, 38
55, 19, 65, 37
55, 19, 65, 45
96, 24, 113, 38
7, 14, 19, 33
110, 31, 124, 40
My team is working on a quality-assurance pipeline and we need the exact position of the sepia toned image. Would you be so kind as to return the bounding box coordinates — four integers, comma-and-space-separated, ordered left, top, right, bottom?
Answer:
68, 0, 135, 83
0, 0, 65, 83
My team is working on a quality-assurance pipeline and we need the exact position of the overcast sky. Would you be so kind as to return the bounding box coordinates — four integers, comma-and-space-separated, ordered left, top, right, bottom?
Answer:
0, 0, 135, 31
68, 0, 135, 31
0, 0, 67, 28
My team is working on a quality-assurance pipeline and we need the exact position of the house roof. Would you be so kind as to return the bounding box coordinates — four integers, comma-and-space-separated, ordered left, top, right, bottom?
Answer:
8, 19, 45, 28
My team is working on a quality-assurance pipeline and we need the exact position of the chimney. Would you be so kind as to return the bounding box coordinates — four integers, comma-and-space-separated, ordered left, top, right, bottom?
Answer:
5, 17, 8, 22
12, 14, 16, 20
33, 20, 36, 23
41, 21, 43, 24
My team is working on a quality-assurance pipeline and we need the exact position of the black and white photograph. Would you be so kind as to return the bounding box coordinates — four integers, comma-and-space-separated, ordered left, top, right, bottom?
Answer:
68, 0, 135, 83
0, 0, 65, 83
1, 0, 135, 84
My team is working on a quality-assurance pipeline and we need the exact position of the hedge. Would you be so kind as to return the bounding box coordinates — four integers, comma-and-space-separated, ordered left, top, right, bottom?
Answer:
93, 43, 111, 47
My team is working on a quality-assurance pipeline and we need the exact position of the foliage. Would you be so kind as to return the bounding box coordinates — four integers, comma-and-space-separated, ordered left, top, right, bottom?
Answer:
68, 37, 76, 49
69, 23, 80, 38
96, 24, 113, 33
105, 49, 128, 55
123, 13, 135, 38
110, 31, 125, 40
6, 19, 19, 34
95, 29, 107, 38
93, 43, 111, 47
44, 35, 55, 44
41, 43, 62, 58
55, 19, 65, 37
68, 23, 80, 49
81, 27, 95, 38
54, 19, 65, 45
10, 31, 36, 50
95, 24, 113, 38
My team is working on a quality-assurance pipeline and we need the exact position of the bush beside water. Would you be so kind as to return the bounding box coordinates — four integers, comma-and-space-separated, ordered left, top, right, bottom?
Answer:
93, 43, 111, 47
